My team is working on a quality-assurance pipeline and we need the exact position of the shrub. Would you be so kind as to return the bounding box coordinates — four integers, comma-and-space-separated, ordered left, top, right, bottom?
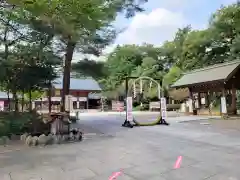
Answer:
133, 101, 140, 107
141, 104, 149, 111
133, 105, 141, 111
0, 111, 50, 137
167, 104, 181, 111
134, 104, 149, 111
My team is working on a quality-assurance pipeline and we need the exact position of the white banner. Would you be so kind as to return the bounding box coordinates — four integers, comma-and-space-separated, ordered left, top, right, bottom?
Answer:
112, 101, 124, 112
160, 97, 167, 119
0, 101, 4, 111
221, 97, 227, 114
188, 99, 193, 112
127, 97, 133, 121
65, 95, 73, 111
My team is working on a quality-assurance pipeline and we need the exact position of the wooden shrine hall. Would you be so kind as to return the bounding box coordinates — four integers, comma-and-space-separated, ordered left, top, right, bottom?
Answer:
171, 61, 240, 116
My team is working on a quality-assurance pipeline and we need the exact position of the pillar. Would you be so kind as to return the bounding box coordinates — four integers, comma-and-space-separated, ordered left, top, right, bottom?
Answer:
188, 88, 195, 114
221, 88, 227, 116
205, 92, 209, 108
32, 101, 35, 109
231, 84, 237, 115
101, 97, 104, 112
86, 94, 89, 110
197, 92, 201, 109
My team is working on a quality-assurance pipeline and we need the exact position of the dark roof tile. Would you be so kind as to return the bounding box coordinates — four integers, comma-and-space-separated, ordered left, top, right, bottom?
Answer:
53, 77, 102, 91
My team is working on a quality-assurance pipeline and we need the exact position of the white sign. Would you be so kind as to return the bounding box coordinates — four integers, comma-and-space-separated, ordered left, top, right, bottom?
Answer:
0, 101, 4, 111
160, 97, 167, 119
221, 97, 227, 114
65, 95, 73, 111
188, 99, 193, 112
201, 98, 206, 105
78, 97, 87, 102
126, 97, 133, 121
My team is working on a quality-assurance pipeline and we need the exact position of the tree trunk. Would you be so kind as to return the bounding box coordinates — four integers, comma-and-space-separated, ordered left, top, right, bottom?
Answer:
7, 89, 10, 111
231, 86, 237, 115
48, 81, 52, 113
61, 39, 76, 112
29, 91, 32, 110
21, 90, 24, 112
13, 91, 18, 112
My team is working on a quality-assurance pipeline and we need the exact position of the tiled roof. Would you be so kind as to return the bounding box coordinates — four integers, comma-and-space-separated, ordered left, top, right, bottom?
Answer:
172, 61, 240, 88
53, 77, 102, 91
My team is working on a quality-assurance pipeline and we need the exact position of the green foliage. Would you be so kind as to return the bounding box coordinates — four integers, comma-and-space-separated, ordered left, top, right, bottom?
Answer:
0, 111, 52, 137
181, 3, 240, 69
24, 91, 44, 101
0, 1, 239, 107
163, 66, 182, 86
4, 0, 148, 110
72, 2, 240, 103
0, 2, 61, 111
72, 59, 107, 80
133, 104, 149, 111
96, 2, 240, 101
0, 111, 40, 136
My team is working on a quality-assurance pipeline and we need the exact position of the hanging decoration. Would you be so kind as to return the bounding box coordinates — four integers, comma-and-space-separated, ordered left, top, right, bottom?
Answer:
149, 81, 152, 90
140, 79, 143, 94
133, 81, 136, 98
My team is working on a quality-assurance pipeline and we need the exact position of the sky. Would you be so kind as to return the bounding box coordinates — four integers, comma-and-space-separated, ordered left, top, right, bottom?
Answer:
73, 0, 237, 61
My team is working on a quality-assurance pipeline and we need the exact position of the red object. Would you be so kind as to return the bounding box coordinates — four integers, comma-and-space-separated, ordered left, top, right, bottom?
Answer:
174, 156, 182, 169
112, 101, 124, 112
109, 171, 122, 180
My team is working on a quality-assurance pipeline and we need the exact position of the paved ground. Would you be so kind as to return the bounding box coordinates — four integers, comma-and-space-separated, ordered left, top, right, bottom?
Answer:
1, 113, 240, 180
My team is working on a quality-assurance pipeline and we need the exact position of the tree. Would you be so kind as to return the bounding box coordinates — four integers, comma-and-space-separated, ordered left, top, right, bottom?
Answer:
0, 46, 60, 112
0, 1, 61, 112
72, 59, 107, 80
7, 0, 148, 111
206, 2, 240, 63
105, 45, 144, 89
163, 66, 182, 86
180, 29, 212, 70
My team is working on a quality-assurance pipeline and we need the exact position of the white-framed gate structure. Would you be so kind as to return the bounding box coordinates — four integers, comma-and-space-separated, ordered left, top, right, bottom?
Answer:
122, 76, 169, 128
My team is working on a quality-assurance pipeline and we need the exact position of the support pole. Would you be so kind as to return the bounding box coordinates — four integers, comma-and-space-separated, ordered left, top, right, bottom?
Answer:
197, 92, 201, 109
231, 83, 237, 115
221, 87, 228, 118
122, 77, 133, 128
121, 76, 169, 127
188, 87, 195, 115
158, 80, 169, 125
125, 77, 128, 121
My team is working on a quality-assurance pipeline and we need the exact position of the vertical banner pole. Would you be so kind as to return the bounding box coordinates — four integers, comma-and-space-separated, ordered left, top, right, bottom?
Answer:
125, 77, 128, 122
133, 81, 136, 98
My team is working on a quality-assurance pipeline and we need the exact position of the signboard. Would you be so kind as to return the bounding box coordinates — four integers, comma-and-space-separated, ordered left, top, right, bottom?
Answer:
65, 95, 73, 111
160, 97, 167, 119
112, 101, 124, 112
188, 99, 193, 112
201, 98, 206, 105
221, 97, 227, 113
0, 101, 4, 111
78, 97, 87, 102
126, 97, 133, 121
